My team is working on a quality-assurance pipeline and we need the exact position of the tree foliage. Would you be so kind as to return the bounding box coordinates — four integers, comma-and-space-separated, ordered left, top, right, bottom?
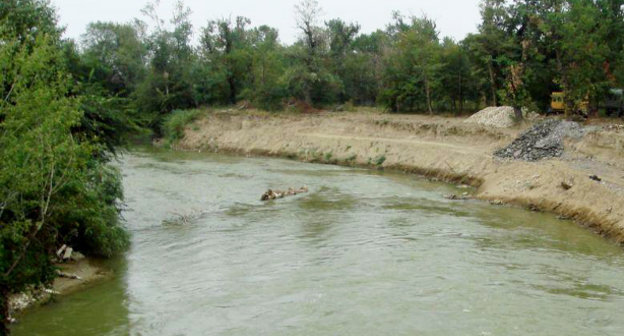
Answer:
67, 0, 623, 118
1, 1, 128, 332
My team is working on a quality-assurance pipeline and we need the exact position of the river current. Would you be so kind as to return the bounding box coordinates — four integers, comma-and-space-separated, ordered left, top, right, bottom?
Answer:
13, 149, 624, 335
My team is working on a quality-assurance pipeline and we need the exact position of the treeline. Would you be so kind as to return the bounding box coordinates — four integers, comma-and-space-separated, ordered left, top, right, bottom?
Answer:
68, 0, 623, 132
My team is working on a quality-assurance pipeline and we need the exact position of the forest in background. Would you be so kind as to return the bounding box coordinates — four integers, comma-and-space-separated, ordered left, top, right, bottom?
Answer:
0, 0, 623, 334
72, 0, 624, 129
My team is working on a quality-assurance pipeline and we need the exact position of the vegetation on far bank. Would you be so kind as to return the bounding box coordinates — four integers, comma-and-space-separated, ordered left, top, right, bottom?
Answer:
73, 0, 623, 131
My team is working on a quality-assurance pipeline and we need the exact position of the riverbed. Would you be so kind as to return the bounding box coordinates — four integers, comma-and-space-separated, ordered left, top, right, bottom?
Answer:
13, 149, 624, 335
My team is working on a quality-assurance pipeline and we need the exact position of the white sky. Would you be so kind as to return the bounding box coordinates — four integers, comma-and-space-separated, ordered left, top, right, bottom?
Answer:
51, 0, 482, 45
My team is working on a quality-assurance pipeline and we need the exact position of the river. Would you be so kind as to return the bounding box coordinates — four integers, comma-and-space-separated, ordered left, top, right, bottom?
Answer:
13, 149, 624, 335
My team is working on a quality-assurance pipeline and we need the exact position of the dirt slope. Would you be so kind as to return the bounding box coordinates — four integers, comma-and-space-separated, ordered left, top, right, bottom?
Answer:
177, 111, 624, 243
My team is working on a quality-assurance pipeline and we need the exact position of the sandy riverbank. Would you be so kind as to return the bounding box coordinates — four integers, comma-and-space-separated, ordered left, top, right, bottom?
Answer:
174, 110, 624, 243
9, 258, 111, 320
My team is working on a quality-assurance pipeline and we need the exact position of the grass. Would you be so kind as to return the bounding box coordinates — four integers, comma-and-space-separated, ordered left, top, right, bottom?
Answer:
375, 155, 386, 166
162, 109, 205, 142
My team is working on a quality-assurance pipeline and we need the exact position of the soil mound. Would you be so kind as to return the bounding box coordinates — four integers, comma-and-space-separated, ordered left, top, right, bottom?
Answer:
465, 106, 517, 128
494, 119, 584, 161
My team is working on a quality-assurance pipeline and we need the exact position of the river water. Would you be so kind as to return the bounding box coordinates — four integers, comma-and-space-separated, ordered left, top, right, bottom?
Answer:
13, 149, 624, 335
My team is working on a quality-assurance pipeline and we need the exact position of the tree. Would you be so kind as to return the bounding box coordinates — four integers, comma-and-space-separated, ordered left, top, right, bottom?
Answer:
289, 0, 340, 105
72, 23, 147, 154
381, 14, 442, 113
135, 0, 196, 131
244, 25, 288, 110
345, 31, 387, 105
81, 22, 147, 95
326, 19, 361, 103
472, 0, 512, 107
439, 38, 473, 113
1, 2, 129, 332
538, 0, 611, 116
200, 16, 253, 105
0, 33, 129, 334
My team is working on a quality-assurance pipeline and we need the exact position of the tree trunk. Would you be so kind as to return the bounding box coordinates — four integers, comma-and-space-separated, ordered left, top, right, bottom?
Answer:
487, 59, 497, 106
228, 76, 236, 105
552, 49, 570, 118
514, 106, 523, 122
304, 85, 312, 106
425, 74, 433, 115
458, 72, 463, 114
0, 286, 10, 336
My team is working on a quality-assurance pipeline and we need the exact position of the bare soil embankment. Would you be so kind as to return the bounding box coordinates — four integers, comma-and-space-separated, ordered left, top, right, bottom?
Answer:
177, 110, 624, 243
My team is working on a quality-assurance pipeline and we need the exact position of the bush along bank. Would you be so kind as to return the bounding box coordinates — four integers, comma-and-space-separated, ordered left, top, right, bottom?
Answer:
0, 2, 129, 334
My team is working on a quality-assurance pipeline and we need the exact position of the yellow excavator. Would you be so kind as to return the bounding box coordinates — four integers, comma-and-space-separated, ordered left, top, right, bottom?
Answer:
548, 92, 589, 116
549, 89, 623, 117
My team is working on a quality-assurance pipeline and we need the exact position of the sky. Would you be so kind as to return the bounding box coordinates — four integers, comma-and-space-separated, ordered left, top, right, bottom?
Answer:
51, 0, 483, 45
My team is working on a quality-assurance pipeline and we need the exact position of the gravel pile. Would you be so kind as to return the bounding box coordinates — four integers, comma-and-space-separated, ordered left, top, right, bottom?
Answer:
494, 119, 584, 161
465, 106, 517, 128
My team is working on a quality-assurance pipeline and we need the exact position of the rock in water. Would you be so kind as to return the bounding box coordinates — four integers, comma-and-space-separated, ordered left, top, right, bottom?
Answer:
62, 247, 73, 261
261, 187, 309, 201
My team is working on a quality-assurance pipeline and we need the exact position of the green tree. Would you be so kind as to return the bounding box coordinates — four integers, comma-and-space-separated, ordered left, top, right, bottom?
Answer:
469, 0, 512, 107
287, 0, 341, 106
1, 2, 129, 332
326, 18, 360, 102
200, 16, 253, 105
347, 31, 387, 105
80, 21, 147, 95
135, 0, 196, 131
244, 25, 288, 110
381, 14, 442, 113
538, 0, 611, 116
439, 38, 474, 113
0, 33, 128, 333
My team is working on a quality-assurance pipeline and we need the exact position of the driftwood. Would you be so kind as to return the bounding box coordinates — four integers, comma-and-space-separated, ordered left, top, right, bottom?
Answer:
56, 244, 73, 262
56, 244, 67, 258
261, 187, 309, 201
55, 245, 85, 262
56, 270, 82, 280
444, 193, 471, 201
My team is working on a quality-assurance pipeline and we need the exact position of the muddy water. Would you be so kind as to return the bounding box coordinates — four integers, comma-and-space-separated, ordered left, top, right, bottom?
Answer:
13, 149, 624, 335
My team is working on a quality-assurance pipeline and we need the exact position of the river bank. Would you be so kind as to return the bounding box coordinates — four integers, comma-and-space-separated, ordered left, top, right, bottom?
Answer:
9, 257, 111, 322
174, 109, 624, 243
13, 149, 624, 335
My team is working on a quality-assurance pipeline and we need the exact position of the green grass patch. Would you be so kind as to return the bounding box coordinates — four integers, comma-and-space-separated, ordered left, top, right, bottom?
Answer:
162, 109, 205, 142
375, 155, 386, 166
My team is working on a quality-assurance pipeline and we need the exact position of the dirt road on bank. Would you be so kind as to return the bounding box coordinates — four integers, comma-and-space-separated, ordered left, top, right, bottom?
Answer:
177, 111, 624, 243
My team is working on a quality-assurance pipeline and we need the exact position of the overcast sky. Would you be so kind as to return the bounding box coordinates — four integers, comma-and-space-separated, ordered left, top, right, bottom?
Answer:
51, 0, 482, 45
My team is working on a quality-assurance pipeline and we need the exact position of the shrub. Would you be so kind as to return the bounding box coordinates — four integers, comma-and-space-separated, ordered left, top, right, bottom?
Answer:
162, 109, 205, 142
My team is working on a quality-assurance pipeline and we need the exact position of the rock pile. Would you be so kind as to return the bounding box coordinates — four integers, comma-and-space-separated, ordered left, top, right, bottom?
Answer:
465, 106, 518, 128
494, 119, 584, 161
